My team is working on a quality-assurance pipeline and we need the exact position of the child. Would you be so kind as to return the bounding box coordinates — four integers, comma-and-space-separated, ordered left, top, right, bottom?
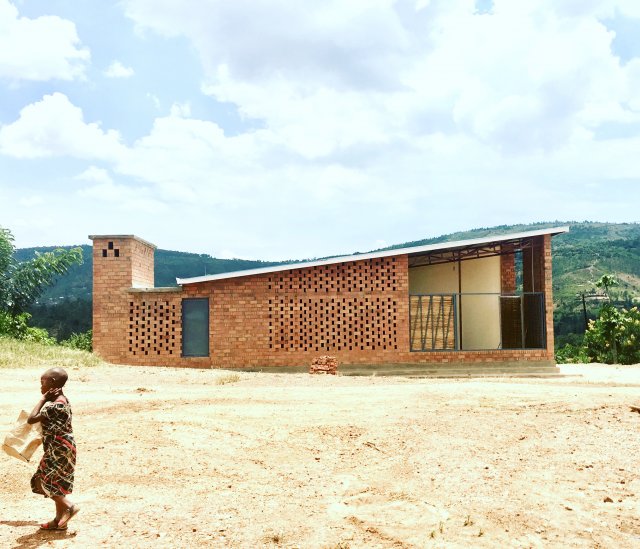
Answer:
27, 367, 79, 530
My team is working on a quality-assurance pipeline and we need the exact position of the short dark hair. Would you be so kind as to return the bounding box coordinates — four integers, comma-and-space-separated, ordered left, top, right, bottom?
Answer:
43, 368, 68, 388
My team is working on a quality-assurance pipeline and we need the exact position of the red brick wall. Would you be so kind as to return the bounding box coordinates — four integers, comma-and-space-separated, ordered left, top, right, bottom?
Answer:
91, 236, 557, 368
199, 256, 410, 367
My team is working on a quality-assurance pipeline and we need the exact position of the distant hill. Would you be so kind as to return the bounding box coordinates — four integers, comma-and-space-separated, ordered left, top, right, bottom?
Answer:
13, 246, 286, 301
379, 220, 640, 301
17, 221, 640, 344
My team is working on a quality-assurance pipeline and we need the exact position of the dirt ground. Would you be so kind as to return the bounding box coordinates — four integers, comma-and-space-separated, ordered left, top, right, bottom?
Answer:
1, 363, 640, 548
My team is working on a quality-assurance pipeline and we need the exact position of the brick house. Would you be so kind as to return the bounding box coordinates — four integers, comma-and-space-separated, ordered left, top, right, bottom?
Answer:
90, 227, 568, 371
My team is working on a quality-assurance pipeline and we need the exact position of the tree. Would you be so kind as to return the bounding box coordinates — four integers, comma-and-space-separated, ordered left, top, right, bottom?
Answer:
583, 275, 640, 364
595, 274, 618, 302
0, 226, 83, 316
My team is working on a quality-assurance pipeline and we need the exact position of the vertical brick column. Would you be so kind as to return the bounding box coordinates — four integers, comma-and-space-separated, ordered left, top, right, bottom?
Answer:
89, 235, 156, 363
542, 234, 555, 359
394, 255, 411, 353
500, 244, 516, 294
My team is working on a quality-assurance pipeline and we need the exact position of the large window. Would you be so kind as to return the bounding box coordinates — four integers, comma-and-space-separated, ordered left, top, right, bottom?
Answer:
182, 298, 209, 357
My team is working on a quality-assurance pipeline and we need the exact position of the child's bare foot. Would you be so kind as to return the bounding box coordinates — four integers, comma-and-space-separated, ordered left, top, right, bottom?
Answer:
39, 518, 67, 531
57, 505, 80, 528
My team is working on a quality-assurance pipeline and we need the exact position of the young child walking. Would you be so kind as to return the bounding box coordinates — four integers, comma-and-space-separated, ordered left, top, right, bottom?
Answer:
27, 367, 79, 530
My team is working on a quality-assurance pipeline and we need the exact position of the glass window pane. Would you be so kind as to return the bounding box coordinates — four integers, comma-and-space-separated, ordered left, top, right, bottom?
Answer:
182, 299, 209, 357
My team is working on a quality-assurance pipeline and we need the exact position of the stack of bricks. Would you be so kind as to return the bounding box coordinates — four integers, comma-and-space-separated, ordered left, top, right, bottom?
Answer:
310, 356, 338, 375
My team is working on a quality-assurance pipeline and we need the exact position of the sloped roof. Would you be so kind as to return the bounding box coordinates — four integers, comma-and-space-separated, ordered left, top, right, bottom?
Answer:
176, 226, 569, 285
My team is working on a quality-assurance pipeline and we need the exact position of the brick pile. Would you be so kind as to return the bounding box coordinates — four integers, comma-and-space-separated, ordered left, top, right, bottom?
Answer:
310, 356, 338, 375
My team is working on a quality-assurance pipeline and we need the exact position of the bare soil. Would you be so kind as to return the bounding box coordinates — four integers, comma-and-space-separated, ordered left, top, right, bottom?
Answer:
1, 363, 640, 548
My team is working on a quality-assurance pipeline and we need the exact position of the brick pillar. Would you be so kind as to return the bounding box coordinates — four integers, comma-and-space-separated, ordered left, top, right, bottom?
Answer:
543, 234, 555, 359
395, 255, 410, 352
500, 244, 516, 294
89, 235, 156, 363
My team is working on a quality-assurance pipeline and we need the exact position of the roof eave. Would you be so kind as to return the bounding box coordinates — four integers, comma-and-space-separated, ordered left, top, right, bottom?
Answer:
176, 226, 569, 286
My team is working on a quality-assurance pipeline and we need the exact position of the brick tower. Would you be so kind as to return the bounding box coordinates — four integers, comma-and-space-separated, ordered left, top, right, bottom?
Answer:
89, 235, 156, 363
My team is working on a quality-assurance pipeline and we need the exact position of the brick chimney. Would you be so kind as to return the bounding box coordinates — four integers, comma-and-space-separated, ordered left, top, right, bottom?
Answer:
89, 235, 156, 362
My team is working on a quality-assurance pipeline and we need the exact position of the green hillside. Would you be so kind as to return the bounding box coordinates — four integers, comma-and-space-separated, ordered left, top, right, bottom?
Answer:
13, 245, 284, 295
381, 220, 640, 300
17, 221, 640, 344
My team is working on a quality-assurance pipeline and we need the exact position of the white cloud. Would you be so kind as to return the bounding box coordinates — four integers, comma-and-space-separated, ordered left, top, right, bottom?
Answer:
169, 102, 191, 118
0, 0, 89, 81
2, 2, 640, 258
104, 60, 134, 78
123, 0, 640, 159
75, 166, 114, 185
146, 93, 161, 109
18, 195, 45, 207
77, 167, 167, 214
0, 92, 126, 160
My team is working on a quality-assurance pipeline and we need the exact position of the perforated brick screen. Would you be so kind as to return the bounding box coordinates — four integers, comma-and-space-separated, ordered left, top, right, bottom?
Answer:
269, 296, 398, 351
266, 258, 401, 352
128, 299, 178, 356
267, 258, 400, 293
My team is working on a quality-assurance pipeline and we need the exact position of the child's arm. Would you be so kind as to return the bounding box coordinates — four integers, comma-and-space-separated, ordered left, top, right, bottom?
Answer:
27, 388, 61, 424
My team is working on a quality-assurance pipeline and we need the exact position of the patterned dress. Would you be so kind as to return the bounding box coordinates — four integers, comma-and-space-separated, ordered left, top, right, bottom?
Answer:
31, 397, 76, 497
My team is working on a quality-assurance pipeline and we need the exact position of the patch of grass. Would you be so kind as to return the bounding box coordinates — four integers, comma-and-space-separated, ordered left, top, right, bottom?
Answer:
216, 373, 241, 385
262, 529, 286, 545
387, 490, 412, 501
0, 336, 105, 369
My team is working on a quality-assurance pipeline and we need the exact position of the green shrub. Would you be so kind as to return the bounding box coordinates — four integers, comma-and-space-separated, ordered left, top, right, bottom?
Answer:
584, 305, 640, 365
0, 311, 55, 345
60, 330, 93, 352
555, 341, 590, 364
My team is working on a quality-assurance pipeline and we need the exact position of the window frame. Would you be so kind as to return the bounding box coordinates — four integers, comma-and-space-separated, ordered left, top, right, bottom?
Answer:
181, 298, 210, 357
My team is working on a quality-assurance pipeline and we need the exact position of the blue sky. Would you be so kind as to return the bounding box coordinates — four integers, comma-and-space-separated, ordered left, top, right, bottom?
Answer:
1, 0, 639, 260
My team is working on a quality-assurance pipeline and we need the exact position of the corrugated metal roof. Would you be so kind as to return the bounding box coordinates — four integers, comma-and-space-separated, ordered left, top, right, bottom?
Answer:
176, 226, 569, 285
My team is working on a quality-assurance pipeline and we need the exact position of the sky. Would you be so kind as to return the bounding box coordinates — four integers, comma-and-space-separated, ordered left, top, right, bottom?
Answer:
0, 0, 639, 261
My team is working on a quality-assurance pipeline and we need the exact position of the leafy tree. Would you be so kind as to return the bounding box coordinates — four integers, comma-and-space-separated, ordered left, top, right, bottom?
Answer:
584, 305, 640, 365
557, 274, 640, 365
0, 226, 83, 316
28, 298, 92, 341
0, 311, 55, 344
595, 274, 619, 302
585, 275, 620, 362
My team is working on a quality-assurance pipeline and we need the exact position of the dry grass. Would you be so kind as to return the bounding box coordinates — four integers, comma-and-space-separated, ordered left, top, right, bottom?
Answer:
0, 337, 105, 369
215, 372, 241, 385
262, 529, 286, 545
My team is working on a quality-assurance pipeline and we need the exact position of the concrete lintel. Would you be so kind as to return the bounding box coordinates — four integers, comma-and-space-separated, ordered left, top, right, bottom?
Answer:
128, 287, 181, 294
88, 235, 157, 250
